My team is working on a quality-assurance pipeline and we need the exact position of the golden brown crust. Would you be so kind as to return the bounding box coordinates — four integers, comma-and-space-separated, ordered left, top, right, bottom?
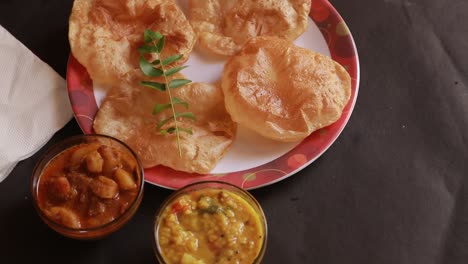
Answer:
221, 36, 351, 142
69, 0, 196, 86
93, 76, 236, 174
189, 0, 311, 56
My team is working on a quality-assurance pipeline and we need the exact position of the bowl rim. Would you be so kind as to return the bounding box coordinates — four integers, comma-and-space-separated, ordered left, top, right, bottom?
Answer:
152, 180, 268, 263
30, 133, 145, 234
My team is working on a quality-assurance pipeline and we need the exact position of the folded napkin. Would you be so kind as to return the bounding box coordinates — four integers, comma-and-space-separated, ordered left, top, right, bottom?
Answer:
0, 25, 73, 182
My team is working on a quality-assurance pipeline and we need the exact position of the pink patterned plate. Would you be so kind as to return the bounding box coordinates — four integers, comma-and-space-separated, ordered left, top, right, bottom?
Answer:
66, 0, 360, 190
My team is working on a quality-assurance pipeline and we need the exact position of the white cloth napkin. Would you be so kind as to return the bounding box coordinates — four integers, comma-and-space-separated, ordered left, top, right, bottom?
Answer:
0, 25, 73, 182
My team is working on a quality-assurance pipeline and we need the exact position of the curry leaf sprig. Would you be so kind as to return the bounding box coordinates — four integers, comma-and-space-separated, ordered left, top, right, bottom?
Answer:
138, 30, 195, 156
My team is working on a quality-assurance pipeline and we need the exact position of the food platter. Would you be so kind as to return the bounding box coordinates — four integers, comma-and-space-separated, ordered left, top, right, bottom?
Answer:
66, 0, 360, 190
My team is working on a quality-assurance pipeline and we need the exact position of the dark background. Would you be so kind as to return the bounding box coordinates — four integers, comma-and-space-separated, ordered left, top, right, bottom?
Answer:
1, 0, 467, 263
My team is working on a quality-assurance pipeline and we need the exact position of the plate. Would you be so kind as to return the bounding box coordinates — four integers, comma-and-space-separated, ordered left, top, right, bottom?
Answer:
66, 0, 360, 190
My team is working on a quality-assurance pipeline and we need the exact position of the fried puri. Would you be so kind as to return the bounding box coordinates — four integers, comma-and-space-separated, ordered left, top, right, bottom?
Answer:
189, 0, 311, 56
93, 76, 236, 174
69, 0, 196, 86
221, 36, 351, 142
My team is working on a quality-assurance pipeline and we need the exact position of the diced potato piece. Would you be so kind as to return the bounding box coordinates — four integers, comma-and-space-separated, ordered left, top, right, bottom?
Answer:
90, 176, 119, 199
47, 176, 71, 200
114, 168, 137, 191
181, 253, 206, 264
98, 146, 121, 174
47, 207, 81, 229
85, 150, 104, 173
120, 152, 137, 172
70, 143, 100, 168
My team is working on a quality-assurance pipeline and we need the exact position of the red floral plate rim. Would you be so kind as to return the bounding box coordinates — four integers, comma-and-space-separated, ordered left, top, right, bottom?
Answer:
66, 0, 360, 190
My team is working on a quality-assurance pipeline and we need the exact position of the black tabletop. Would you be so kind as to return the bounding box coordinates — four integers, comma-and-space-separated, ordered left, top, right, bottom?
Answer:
1, 0, 467, 263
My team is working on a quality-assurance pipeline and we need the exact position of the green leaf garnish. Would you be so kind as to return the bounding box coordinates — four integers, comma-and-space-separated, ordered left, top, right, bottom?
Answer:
157, 112, 196, 129
162, 54, 184, 66
153, 104, 171, 115
138, 45, 160, 54
160, 127, 176, 135
144, 30, 162, 43
171, 97, 189, 109
176, 112, 196, 120
165, 66, 188, 77
141, 81, 165, 91
156, 35, 165, 53
152, 98, 188, 115
138, 30, 195, 156
156, 118, 172, 130
160, 127, 193, 135
139, 56, 163, 77
170, 79, 192, 89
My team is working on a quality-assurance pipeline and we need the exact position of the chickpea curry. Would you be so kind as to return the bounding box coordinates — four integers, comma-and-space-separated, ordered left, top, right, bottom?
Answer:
37, 143, 141, 229
158, 189, 265, 264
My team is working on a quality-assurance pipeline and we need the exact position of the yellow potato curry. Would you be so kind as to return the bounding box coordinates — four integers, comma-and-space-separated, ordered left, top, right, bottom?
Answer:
158, 189, 265, 264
